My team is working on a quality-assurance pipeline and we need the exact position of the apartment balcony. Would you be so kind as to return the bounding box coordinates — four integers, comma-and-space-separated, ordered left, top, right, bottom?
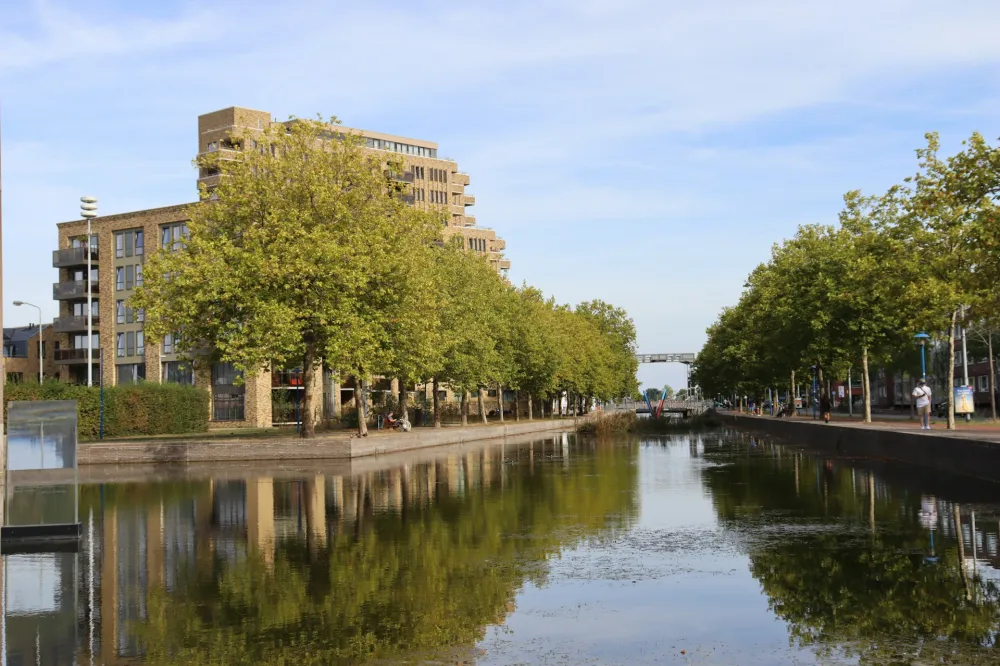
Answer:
53, 315, 99, 333
464, 215, 477, 227
55, 348, 101, 364
450, 180, 465, 193
52, 247, 98, 268
492, 238, 506, 251
53, 280, 98, 300
463, 194, 476, 207
453, 172, 470, 186
398, 193, 416, 205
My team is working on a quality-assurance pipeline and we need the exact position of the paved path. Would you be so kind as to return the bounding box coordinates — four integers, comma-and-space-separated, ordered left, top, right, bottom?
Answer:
728, 411, 1000, 444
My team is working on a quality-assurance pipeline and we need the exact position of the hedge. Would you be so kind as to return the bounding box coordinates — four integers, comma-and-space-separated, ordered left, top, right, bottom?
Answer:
3, 381, 210, 441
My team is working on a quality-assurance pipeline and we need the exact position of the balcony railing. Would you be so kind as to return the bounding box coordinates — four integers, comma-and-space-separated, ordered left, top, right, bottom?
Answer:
52, 247, 98, 268
397, 193, 416, 205
53, 315, 99, 333
55, 348, 101, 364
53, 280, 98, 300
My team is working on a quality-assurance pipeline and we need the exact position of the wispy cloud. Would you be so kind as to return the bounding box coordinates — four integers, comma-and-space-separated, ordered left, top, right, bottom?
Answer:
3, 0, 1000, 392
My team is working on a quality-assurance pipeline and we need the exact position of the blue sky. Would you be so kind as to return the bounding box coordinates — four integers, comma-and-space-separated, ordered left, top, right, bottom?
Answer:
3, 0, 1000, 392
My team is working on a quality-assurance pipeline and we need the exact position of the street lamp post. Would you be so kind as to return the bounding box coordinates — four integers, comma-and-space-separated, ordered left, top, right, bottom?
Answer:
80, 197, 97, 386
12, 300, 42, 384
914, 332, 931, 380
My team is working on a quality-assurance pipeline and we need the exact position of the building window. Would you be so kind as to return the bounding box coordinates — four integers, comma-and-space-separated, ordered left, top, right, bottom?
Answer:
137, 331, 144, 357
137, 308, 145, 323
117, 333, 125, 358
163, 361, 194, 386
6, 372, 23, 384
207, 141, 218, 152
979, 375, 989, 392
117, 363, 146, 385
161, 223, 189, 252
136, 264, 143, 287
116, 267, 124, 291
212, 362, 246, 421
117, 300, 125, 324
955, 351, 963, 367
163, 332, 180, 355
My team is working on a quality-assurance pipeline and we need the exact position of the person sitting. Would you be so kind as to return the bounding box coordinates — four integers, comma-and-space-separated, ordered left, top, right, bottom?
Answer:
385, 411, 399, 428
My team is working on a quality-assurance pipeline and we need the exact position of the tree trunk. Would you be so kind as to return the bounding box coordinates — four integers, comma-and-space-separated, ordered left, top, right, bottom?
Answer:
948, 310, 958, 430
514, 391, 520, 421
461, 390, 469, 426
497, 383, 504, 423
862, 347, 872, 424
302, 345, 318, 438
433, 378, 442, 429
397, 376, 407, 423
527, 393, 533, 420
478, 388, 487, 423
989, 335, 997, 422
790, 371, 795, 414
357, 375, 369, 437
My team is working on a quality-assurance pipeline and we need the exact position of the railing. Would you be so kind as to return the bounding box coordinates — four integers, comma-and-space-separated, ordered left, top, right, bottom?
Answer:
52, 247, 98, 267
53, 280, 98, 300
398, 193, 416, 205
53, 315, 99, 333
55, 348, 101, 363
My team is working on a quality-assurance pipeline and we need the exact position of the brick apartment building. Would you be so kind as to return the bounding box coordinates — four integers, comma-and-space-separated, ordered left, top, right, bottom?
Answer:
51, 107, 509, 427
3, 324, 58, 383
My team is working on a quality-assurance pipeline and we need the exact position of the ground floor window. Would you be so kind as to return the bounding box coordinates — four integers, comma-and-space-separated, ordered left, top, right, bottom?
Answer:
117, 363, 146, 385
163, 361, 194, 385
6, 372, 22, 384
212, 362, 245, 421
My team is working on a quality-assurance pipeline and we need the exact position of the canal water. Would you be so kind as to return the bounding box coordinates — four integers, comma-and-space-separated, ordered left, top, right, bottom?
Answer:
5, 429, 1000, 665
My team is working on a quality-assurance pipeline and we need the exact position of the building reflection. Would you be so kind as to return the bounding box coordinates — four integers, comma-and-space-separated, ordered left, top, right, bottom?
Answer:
1, 435, 607, 664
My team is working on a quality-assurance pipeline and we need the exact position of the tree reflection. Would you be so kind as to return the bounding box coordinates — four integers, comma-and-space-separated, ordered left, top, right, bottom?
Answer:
702, 437, 1000, 664
82, 438, 637, 665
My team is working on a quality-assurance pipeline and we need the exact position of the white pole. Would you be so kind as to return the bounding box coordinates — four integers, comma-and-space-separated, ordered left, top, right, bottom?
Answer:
36, 310, 42, 384
86, 215, 93, 386
848, 367, 853, 418
961, 315, 971, 422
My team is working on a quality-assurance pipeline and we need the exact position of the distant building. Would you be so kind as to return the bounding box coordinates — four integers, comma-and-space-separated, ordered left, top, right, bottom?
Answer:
3, 324, 58, 383
50, 106, 509, 426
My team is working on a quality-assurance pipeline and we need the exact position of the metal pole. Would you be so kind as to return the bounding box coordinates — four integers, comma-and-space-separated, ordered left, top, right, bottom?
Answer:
961, 315, 971, 421
36, 308, 42, 384
86, 217, 93, 386
812, 367, 818, 420
920, 342, 927, 380
848, 367, 853, 418
99, 348, 104, 440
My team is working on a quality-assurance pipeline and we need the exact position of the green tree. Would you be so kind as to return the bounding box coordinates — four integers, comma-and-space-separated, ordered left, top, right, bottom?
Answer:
133, 116, 440, 437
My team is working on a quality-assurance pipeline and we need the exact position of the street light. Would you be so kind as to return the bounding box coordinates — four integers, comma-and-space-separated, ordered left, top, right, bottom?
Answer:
914, 332, 931, 379
80, 196, 97, 387
12, 300, 42, 384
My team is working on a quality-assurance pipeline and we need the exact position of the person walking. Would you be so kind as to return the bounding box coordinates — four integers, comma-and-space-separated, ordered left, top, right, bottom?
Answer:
819, 391, 832, 424
912, 378, 933, 430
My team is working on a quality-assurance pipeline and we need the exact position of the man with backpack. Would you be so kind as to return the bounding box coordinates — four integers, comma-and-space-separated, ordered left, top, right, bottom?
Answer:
912, 379, 933, 430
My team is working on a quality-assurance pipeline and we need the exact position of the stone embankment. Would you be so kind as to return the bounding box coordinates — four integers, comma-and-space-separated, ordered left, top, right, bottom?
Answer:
79, 417, 579, 465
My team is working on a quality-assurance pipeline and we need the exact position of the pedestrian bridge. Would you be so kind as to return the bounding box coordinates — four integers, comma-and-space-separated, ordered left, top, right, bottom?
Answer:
617, 399, 714, 417
637, 353, 695, 364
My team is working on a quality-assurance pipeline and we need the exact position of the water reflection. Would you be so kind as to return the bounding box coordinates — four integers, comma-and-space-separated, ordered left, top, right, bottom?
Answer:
3, 434, 636, 665
701, 432, 1000, 663
6, 431, 1000, 664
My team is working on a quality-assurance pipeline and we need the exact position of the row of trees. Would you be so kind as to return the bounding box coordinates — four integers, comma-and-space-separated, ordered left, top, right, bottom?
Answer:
693, 131, 1000, 428
133, 116, 639, 436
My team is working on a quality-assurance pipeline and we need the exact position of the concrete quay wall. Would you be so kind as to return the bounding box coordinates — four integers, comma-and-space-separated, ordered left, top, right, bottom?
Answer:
728, 415, 1000, 483
79, 417, 579, 466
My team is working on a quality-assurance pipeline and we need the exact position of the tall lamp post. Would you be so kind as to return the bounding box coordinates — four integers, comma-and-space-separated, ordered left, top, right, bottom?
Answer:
12, 300, 42, 384
914, 332, 931, 380
80, 197, 97, 386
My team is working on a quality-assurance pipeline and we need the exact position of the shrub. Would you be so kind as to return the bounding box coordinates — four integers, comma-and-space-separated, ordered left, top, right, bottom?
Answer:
4, 381, 210, 441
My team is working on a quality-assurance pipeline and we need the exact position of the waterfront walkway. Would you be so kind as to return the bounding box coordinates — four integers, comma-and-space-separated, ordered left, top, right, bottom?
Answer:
732, 410, 1000, 444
